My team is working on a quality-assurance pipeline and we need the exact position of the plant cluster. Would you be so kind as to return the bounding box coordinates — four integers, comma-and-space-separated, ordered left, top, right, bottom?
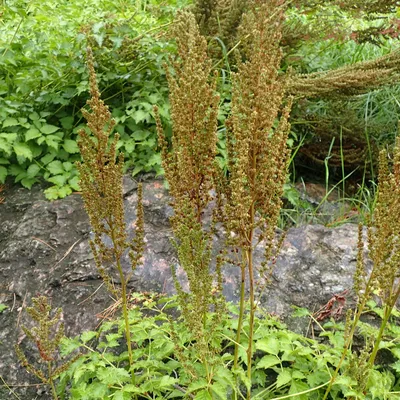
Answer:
11, 1, 400, 400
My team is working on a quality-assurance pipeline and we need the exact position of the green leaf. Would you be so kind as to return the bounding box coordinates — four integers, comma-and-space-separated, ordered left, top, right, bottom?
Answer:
80, 331, 97, 344
85, 382, 108, 399
61, 116, 74, 129
46, 135, 61, 150
0, 166, 7, 183
276, 369, 292, 388
63, 161, 74, 172
3, 117, 19, 127
97, 367, 131, 386
21, 178, 36, 189
0, 158, 9, 165
26, 164, 40, 179
210, 381, 227, 400
288, 380, 309, 400
132, 109, 148, 124
63, 139, 79, 153
256, 355, 280, 369
25, 127, 42, 141
48, 175, 68, 187
13, 142, 33, 160
0, 304, 7, 313
194, 390, 212, 400
60, 337, 81, 356
40, 124, 60, 134
69, 176, 80, 191
47, 160, 64, 175
187, 379, 208, 394
41, 153, 56, 165
256, 336, 280, 355
0, 138, 12, 155
57, 185, 72, 198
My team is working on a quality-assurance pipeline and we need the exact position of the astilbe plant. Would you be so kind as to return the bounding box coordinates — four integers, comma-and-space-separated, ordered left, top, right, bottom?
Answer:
323, 136, 400, 398
155, 10, 226, 386
15, 296, 80, 400
76, 47, 145, 376
217, 1, 292, 395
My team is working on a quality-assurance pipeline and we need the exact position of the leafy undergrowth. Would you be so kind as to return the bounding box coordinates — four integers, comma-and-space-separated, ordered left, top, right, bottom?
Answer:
53, 293, 400, 400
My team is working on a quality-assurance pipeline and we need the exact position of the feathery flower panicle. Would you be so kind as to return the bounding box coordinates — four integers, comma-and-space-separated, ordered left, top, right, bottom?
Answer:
76, 46, 144, 369
155, 11, 224, 372
219, 1, 292, 389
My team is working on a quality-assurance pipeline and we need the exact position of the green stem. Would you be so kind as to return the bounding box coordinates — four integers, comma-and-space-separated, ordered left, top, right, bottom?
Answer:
246, 204, 255, 400
48, 362, 58, 400
233, 260, 246, 399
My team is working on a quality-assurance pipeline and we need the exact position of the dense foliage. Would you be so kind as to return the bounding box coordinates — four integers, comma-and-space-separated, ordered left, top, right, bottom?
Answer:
5, 0, 400, 399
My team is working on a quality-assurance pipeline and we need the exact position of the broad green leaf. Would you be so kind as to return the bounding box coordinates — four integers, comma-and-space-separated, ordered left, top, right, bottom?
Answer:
276, 369, 292, 388
69, 176, 80, 191
187, 379, 208, 394
194, 390, 212, 400
57, 185, 72, 198
21, 177, 36, 189
46, 135, 61, 150
210, 381, 227, 400
0, 158, 9, 164
61, 116, 74, 129
26, 164, 40, 178
0, 166, 7, 183
256, 354, 280, 369
256, 336, 280, 355
132, 110, 148, 124
3, 117, 19, 127
40, 124, 60, 134
47, 160, 64, 175
25, 128, 42, 141
159, 376, 178, 389
0, 138, 12, 155
0, 304, 7, 313
85, 382, 108, 399
13, 142, 33, 160
288, 380, 309, 400
63, 139, 79, 153
29, 112, 40, 121
48, 175, 68, 187
41, 153, 56, 165
63, 161, 73, 172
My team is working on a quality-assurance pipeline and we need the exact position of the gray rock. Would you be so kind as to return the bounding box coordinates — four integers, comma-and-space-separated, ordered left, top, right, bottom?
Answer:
0, 178, 365, 399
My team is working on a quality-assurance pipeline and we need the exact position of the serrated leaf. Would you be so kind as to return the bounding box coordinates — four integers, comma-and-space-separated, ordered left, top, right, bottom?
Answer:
194, 390, 212, 400
21, 178, 36, 189
41, 153, 56, 165
57, 185, 72, 198
276, 369, 292, 388
47, 160, 64, 175
0, 166, 7, 183
0, 138, 12, 155
289, 380, 309, 400
132, 110, 148, 124
80, 331, 97, 344
63, 161, 73, 172
159, 375, 178, 389
26, 164, 40, 179
25, 128, 42, 141
85, 382, 108, 399
211, 381, 227, 400
3, 117, 19, 127
40, 124, 59, 134
63, 139, 79, 153
48, 175, 68, 187
97, 367, 131, 386
256, 355, 280, 369
69, 176, 80, 191
61, 116, 74, 129
187, 379, 208, 394
60, 337, 81, 356
256, 336, 280, 355
13, 142, 33, 160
